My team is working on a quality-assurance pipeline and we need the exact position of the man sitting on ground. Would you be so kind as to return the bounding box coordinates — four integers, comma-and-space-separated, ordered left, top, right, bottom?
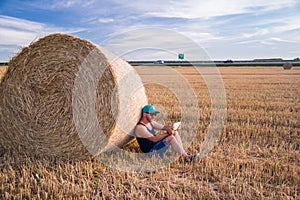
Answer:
135, 104, 198, 162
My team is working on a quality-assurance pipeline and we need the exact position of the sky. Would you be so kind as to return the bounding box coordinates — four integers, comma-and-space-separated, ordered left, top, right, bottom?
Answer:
0, 0, 300, 61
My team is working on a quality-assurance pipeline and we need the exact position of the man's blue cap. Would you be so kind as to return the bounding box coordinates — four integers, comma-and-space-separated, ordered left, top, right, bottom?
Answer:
142, 104, 160, 113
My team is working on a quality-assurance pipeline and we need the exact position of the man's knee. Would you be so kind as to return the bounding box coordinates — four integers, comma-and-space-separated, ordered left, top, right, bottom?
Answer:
165, 135, 175, 144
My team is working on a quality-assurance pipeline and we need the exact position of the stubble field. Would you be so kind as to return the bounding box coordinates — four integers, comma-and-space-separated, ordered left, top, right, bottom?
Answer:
0, 66, 299, 199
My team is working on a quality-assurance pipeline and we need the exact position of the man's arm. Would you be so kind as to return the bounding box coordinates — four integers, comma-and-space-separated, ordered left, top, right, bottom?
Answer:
135, 125, 170, 142
152, 121, 175, 135
147, 132, 169, 142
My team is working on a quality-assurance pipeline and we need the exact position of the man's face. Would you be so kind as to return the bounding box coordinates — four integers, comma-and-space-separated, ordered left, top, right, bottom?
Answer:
145, 112, 156, 122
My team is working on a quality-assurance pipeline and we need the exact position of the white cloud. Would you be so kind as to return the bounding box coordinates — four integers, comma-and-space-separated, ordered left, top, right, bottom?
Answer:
27, 0, 96, 10
0, 27, 38, 46
0, 15, 85, 61
270, 37, 297, 43
49, 0, 77, 9
0, 15, 45, 33
0, 16, 46, 46
242, 29, 270, 39
102, 0, 300, 50
176, 31, 223, 47
0, 15, 86, 45
240, 15, 300, 41
1, 0, 299, 61
235, 39, 260, 45
111, 0, 298, 19
98, 18, 115, 23
101, 28, 212, 60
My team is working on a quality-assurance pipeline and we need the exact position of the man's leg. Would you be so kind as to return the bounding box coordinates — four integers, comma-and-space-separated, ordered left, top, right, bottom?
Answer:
165, 135, 189, 158
174, 131, 185, 149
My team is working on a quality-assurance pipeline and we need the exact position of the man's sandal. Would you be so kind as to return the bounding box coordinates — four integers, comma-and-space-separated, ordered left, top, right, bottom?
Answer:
185, 154, 199, 162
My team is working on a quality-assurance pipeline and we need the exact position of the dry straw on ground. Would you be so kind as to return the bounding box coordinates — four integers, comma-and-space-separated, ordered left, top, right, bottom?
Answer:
0, 33, 147, 159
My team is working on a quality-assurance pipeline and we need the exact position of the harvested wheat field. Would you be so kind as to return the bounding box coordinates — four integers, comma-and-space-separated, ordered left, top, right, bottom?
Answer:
0, 66, 299, 199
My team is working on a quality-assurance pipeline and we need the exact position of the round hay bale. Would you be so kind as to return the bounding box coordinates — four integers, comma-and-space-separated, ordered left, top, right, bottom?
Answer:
283, 62, 293, 70
0, 33, 147, 159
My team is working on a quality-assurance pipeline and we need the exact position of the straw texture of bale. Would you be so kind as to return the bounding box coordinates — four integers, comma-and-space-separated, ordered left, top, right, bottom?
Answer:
0, 33, 147, 159
283, 62, 293, 70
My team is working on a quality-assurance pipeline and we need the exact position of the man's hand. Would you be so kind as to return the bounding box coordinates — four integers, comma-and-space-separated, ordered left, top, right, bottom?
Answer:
164, 125, 175, 135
